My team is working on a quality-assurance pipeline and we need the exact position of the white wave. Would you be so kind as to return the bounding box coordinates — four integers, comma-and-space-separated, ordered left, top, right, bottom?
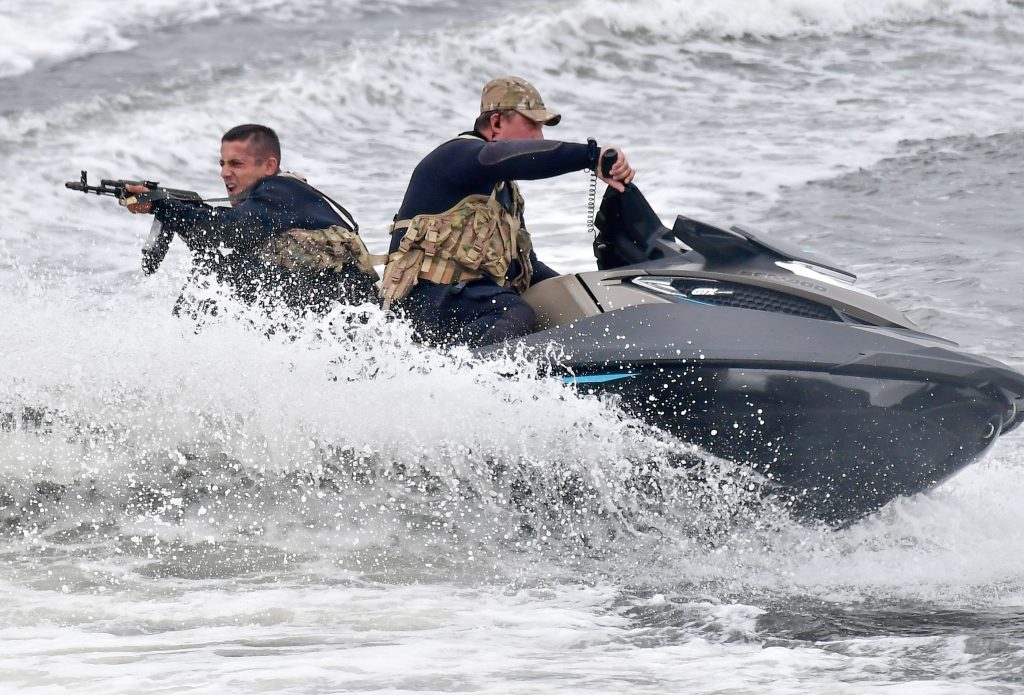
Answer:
640, 440, 1024, 600
0, 0, 458, 79
0, 5, 134, 79
557, 0, 1020, 40
5, 0, 1011, 81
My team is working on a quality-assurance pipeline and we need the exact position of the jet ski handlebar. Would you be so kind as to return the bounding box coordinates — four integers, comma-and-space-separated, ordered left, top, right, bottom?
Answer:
600, 149, 618, 178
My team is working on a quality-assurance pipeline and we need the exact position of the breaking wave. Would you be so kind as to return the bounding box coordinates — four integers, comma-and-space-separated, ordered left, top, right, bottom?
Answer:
550, 0, 1021, 41
0, 0, 459, 79
3, 0, 1019, 81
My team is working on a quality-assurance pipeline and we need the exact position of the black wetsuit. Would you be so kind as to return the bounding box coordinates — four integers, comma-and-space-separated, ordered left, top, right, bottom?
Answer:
153, 174, 376, 312
391, 131, 597, 346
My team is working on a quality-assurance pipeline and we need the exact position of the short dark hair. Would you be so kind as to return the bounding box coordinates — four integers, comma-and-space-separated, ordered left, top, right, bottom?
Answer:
473, 109, 517, 133
221, 124, 281, 162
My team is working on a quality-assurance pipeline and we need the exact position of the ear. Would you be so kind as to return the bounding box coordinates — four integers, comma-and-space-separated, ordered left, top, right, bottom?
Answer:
263, 156, 279, 175
489, 112, 504, 136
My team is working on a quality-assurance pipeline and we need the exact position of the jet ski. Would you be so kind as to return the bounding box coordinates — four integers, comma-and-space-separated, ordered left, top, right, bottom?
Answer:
509, 183, 1024, 524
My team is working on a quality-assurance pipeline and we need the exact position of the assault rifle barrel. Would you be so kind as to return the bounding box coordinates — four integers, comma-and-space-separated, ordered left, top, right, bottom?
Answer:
64, 171, 203, 203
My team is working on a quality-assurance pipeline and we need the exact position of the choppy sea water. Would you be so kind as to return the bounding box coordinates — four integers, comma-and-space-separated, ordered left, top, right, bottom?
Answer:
2, 0, 1023, 692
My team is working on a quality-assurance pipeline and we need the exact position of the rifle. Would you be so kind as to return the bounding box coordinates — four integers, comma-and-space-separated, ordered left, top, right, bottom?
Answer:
65, 170, 206, 275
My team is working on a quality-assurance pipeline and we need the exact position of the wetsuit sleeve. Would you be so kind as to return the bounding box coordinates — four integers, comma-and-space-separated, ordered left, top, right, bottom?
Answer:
449, 139, 593, 188
152, 179, 289, 252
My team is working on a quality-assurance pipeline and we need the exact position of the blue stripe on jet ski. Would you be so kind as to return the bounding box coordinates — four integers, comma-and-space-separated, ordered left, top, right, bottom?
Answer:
562, 373, 640, 385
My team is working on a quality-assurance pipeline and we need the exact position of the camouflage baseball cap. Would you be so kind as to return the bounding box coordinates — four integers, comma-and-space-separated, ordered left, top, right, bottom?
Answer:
480, 76, 561, 126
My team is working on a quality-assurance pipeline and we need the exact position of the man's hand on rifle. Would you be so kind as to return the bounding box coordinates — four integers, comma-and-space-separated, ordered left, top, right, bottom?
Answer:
123, 183, 153, 214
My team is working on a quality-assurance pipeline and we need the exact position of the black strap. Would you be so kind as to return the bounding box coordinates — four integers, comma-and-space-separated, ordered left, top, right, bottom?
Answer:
586, 138, 600, 171
302, 182, 360, 233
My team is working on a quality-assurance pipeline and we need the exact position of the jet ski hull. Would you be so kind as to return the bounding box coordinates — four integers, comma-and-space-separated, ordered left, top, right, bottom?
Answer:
568, 362, 1008, 523
510, 302, 1024, 524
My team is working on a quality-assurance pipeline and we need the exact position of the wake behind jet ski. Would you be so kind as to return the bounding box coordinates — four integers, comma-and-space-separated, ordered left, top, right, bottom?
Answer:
507, 182, 1024, 524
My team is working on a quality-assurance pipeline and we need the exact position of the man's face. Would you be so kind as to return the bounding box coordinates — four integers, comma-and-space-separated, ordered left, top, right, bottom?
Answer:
219, 139, 278, 204
491, 111, 544, 141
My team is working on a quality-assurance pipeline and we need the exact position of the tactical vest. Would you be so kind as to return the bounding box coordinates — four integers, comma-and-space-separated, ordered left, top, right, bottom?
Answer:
259, 225, 380, 281
257, 172, 382, 282
381, 173, 534, 308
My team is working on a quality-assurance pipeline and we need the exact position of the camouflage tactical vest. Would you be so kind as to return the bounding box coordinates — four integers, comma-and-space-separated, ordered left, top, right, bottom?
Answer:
259, 225, 381, 282
380, 179, 533, 308
255, 171, 382, 281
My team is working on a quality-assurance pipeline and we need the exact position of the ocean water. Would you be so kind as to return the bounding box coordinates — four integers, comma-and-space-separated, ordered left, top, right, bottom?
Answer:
2, 0, 1024, 692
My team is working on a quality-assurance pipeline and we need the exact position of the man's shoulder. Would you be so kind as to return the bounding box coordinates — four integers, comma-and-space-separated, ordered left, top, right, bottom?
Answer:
249, 174, 320, 202
418, 133, 485, 171
432, 132, 485, 153
254, 173, 308, 192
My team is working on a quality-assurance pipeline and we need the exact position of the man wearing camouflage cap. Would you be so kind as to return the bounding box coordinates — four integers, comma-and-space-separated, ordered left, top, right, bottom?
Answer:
381, 76, 634, 347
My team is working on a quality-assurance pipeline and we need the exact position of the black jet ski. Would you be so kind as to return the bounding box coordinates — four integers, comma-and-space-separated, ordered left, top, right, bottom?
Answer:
510, 183, 1024, 524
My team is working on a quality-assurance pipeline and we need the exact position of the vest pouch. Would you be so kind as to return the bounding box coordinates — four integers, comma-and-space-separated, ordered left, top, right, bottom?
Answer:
381, 247, 426, 309
381, 182, 534, 305
430, 198, 510, 280
260, 225, 380, 282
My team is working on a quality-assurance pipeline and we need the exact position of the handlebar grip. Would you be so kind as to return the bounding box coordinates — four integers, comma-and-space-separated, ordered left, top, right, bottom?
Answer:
600, 149, 618, 178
